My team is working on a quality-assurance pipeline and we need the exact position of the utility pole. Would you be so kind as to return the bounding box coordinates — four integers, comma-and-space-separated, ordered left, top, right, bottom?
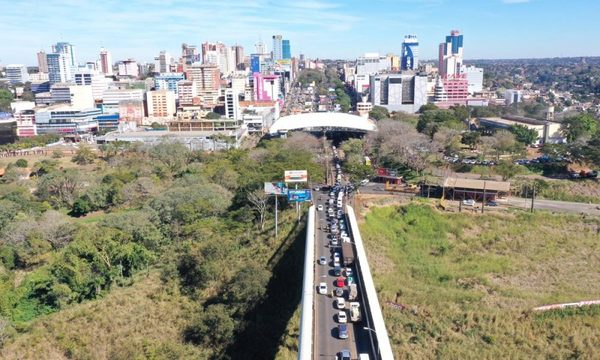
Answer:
275, 194, 278, 238
481, 181, 486, 214
530, 183, 535, 213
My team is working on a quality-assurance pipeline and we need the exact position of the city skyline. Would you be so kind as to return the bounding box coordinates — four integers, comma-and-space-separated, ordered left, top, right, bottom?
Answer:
1, 0, 599, 65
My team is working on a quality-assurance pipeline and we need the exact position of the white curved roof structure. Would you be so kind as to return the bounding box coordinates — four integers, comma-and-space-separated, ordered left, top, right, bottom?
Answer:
269, 112, 377, 134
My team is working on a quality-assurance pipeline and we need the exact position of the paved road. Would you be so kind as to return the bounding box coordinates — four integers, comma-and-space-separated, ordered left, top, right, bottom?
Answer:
505, 197, 600, 215
313, 192, 359, 358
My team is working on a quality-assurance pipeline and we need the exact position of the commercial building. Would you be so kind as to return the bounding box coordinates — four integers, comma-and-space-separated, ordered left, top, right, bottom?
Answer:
155, 51, 172, 74
74, 71, 111, 100
34, 105, 100, 134
37, 51, 49, 73
177, 81, 198, 106
186, 63, 221, 106
146, 90, 176, 118
272, 35, 283, 61
433, 75, 469, 108
438, 30, 463, 78
101, 89, 144, 114
369, 73, 428, 113
119, 100, 145, 125
31, 81, 50, 94
224, 88, 241, 121
232, 45, 244, 69
13, 110, 37, 137
282, 40, 291, 60
5, 65, 29, 84
99, 48, 113, 75
461, 65, 484, 94
253, 73, 281, 101
181, 43, 201, 65
478, 115, 564, 144
117, 59, 139, 78
47, 53, 71, 84
401, 35, 419, 71
35, 83, 94, 109
154, 73, 185, 94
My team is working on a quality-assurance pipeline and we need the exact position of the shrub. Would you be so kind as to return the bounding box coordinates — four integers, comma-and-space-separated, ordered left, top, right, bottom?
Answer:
15, 159, 28, 168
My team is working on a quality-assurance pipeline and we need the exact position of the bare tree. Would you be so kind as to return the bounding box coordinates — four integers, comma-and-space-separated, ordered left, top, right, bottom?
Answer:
283, 132, 322, 156
2, 210, 75, 249
247, 189, 269, 230
0, 316, 10, 348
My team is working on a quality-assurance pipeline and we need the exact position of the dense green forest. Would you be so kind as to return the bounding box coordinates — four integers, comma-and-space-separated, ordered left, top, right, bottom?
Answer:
0, 135, 324, 359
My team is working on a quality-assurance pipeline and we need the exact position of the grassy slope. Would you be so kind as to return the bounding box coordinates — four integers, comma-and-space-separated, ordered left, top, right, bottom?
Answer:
360, 203, 600, 359
1, 272, 207, 360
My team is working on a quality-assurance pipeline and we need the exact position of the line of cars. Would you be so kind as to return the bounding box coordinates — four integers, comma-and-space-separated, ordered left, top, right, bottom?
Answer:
316, 146, 364, 360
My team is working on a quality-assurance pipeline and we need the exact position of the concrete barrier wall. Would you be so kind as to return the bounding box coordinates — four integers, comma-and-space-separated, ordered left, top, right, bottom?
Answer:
298, 206, 316, 360
347, 205, 395, 360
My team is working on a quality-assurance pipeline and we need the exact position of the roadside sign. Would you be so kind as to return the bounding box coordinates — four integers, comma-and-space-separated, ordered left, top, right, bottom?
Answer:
284, 170, 308, 183
264, 182, 287, 195
288, 189, 312, 202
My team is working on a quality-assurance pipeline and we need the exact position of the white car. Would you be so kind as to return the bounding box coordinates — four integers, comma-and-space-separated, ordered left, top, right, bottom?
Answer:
317, 204, 323, 211
333, 252, 340, 263
336, 297, 346, 309
319, 256, 327, 265
337, 311, 348, 323
318, 282, 328, 295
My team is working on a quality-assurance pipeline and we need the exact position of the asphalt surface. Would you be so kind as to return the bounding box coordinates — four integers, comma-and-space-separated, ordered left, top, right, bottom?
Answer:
312, 153, 374, 360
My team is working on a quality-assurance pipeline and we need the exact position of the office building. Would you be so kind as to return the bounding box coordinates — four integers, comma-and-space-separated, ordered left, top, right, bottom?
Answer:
155, 73, 185, 94
35, 83, 94, 109
35, 105, 100, 134
505, 89, 523, 105
101, 88, 144, 114
460, 65, 484, 95
146, 90, 176, 118
99, 48, 113, 75
438, 30, 464, 78
186, 63, 221, 106
232, 45, 244, 69
47, 53, 71, 84
5, 65, 29, 84
369, 73, 428, 113
388, 54, 400, 71
272, 35, 283, 61
154, 51, 172, 74
433, 75, 469, 107
401, 35, 419, 71
52, 42, 76, 67
253, 73, 281, 101
255, 39, 267, 55
282, 40, 291, 60
14, 110, 37, 137
181, 43, 200, 64
225, 88, 241, 121
250, 54, 261, 74
37, 51, 48, 73
354, 53, 390, 96
74, 71, 111, 100
117, 59, 139, 78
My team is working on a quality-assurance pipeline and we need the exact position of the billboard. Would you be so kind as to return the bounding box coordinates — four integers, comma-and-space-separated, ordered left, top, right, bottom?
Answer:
288, 189, 312, 203
251, 54, 261, 74
284, 170, 308, 183
264, 182, 287, 195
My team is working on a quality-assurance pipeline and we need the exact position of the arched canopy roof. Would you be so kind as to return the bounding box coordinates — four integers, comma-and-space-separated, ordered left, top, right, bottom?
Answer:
269, 112, 377, 134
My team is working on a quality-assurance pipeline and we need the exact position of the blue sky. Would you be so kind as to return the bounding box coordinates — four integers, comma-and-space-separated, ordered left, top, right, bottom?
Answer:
0, 0, 598, 66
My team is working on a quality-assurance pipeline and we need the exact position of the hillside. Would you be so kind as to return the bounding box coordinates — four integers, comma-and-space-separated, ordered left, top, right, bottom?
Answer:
360, 203, 600, 359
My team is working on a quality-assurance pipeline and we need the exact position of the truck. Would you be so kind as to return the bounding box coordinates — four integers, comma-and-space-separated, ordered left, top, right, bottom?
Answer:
342, 241, 355, 266
348, 283, 358, 301
349, 302, 361, 322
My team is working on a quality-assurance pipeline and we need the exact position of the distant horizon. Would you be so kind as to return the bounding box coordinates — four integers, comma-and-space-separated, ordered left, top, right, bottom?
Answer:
1, 0, 599, 65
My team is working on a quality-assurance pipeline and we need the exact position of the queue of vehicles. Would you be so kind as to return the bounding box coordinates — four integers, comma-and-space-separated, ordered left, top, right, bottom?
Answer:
317, 146, 367, 360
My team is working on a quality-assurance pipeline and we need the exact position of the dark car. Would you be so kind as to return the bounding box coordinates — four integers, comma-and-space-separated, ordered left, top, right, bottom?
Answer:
338, 324, 348, 339
486, 200, 498, 206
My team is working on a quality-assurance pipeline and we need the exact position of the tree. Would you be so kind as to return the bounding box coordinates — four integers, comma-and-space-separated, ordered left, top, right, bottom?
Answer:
418, 103, 438, 113
369, 106, 389, 121
492, 130, 517, 159
560, 114, 598, 142
247, 189, 269, 230
495, 161, 523, 181
205, 112, 221, 119
462, 131, 481, 150
15, 159, 28, 168
36, 169, 85, 207
0, 89, 13, 112
51, 149, 63, 158
72, 145, 98, 165
509, 124, 539, 145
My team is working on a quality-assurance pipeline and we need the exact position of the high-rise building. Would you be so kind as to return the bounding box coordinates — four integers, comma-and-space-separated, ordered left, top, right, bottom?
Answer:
5, 65, 29, 84
438, 30, 464, 78
181, 43, 200, 65
52, 42, 76, 67
74, 70, 110, 100
154, 51, 172, 74
37, 51, 48, 73
272, 35, 283, 61
401, 35, 419, 71
177, 81, 198, 106
99, 48, 113, 75
282, 40, 291, 60
253, 73, 281, 101
255, 39, 267, 55
232, 45, 245, 70
154, 73, 185, 94
47, 53, 71, 84
461, 65, 484, 94
146, 90, 176, 118
186, 63, 221, 106
225, 88, 241, 121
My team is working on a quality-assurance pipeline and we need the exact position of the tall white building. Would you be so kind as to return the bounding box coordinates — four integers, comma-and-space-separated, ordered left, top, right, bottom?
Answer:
74, 70, 111, 101
117, 59, 139, 78
438, 30, 464, 78
225, 88, 241, 121
47, 53, 71, 84
99, 48, 113, 75
461, 65, 484, 94
5, 65, 29, 84
102, 88, 144, 114
272, 35, 283, 61
154, 51, 172, 74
